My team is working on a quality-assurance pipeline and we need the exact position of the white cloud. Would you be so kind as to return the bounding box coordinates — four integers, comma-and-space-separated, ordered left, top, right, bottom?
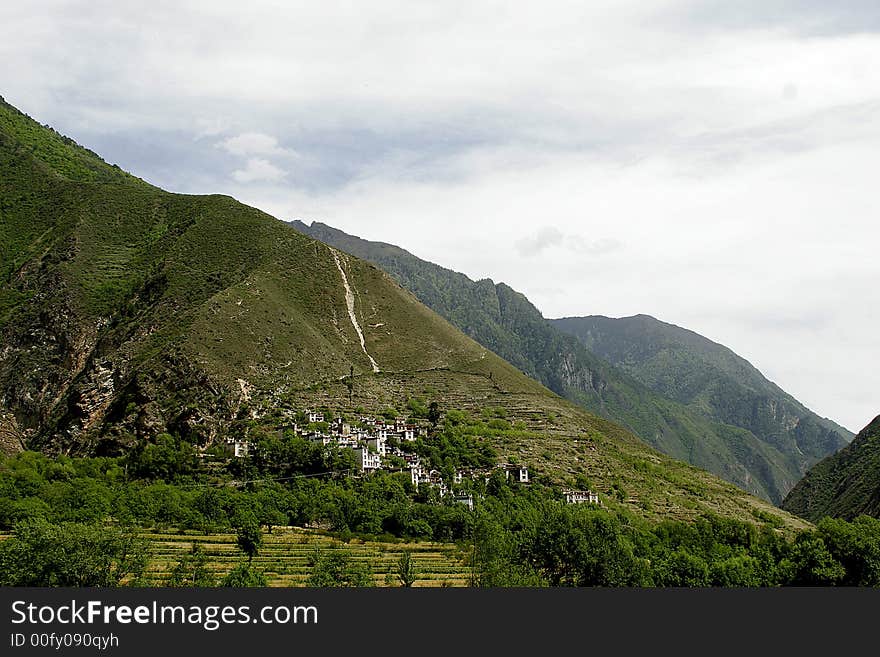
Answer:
515, 226, 564, 256
217, 132, 289, 157
516, 227, 623, 257
231, 158, 285, 183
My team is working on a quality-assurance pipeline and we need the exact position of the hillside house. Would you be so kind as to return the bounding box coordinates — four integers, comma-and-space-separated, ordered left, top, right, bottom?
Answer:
364, 435, 388, 456
307, 411, 324, 423
399, 427, 416, 441
232, 439, 249, 458
506, 465, 530, 484
564, 490, 599, 505
275, 422, 298, 437
352, 447, 382, 471
410, 465, 430, 486
331, 419, 351, 437
307, 433, 334, 446
454, 493, 474, 511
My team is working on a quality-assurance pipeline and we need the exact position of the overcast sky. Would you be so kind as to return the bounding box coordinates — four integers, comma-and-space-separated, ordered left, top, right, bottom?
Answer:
2, 1, 878, 432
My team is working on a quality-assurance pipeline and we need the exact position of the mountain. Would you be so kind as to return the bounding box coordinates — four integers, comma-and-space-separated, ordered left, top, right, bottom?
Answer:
0, 95, 808, 529
291, 221, 850, 503
782, 415, 880, 521
552, 315, 852, 489
0, 96, 540, 455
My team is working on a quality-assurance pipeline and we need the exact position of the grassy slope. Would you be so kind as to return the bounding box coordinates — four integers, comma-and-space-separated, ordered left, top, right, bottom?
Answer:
289, 221, 827, 503
782, 415, 880, 521
0, 96, 808, 530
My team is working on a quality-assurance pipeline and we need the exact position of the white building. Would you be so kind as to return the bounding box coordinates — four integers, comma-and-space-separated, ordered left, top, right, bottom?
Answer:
332, 420, 351, 437
399, 427, 416, 441
506, 466, 530, 484
410, 465, 430, 486
563, 490, 600, 505
232, 440, 249, 458
352, 447, 382, 471
308, 433, 334, 446
307, 411, 325, 423
454, 494, 474, 511
364, 435, 388, 456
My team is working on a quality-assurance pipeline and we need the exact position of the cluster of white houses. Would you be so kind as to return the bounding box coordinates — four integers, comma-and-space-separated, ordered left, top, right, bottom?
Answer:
227, 410, 599, 507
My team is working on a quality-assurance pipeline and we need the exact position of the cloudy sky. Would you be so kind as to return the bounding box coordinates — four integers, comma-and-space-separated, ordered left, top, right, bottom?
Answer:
2, 1, 878, 431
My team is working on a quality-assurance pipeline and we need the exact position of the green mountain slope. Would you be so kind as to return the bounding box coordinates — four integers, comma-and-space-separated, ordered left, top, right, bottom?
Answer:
552, 315, 851, 486
291, 221, 849, 503
782, 415, 880, 521
0, 96, 533, 455
0, 96, 807, 529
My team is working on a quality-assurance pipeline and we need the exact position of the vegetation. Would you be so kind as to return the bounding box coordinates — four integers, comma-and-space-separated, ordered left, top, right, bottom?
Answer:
395, 550, 418, 587
553, 314, 852, 498
307, 548, 374, 587
3, 96, 871, 589
1, 443, 879, 587
783, 415, 880, 521
292, 221, 851, 504
0, 519, 147, 586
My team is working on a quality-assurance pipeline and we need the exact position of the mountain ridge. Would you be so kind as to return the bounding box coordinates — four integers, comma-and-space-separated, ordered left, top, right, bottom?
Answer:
292, 220, 850, 503
552, 314, 851, 463
782, 415, 880, 521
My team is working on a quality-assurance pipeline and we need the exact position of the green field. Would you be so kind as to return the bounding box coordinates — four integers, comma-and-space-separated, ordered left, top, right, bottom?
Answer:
140, 527, 471, 587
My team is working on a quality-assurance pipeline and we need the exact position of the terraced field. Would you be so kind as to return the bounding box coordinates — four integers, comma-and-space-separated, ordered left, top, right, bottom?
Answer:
142, 527, 472, 587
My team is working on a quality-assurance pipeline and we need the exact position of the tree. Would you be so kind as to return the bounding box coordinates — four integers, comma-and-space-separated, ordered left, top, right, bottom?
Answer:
221, 562, 267, 587
166, 544, 216, 587
396, 550, 417, 587
529, 507, 648, 586
307, 548, 374, 587
428, 402, 441, 427
654, 549, 711, 587
0, 520, 148, 586
783, 533, 846, 586
814, 516, 880, 586
233, 513, 263, 563
125, 433, 198, 482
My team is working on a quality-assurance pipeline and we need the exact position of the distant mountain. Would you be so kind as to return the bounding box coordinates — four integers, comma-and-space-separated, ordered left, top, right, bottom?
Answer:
290, 221, 850, 503
782, 415, 880, 521
0, 95, 808, 530
552, 315, 852, 477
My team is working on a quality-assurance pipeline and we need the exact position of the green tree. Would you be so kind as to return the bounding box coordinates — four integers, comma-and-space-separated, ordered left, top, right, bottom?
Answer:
428, 402, 441, 427
529, 507, 648, 586
166, 544, 216, 587
815, 516, 880, 586
125, 433, 199, 482
0, 520, 148, 586
396, 550, 418, 587
783, 533, 846, 585
233, 513, 263, 563
307, 548, 374, 587
221, 562, 267, 587
654, 550, 711, 587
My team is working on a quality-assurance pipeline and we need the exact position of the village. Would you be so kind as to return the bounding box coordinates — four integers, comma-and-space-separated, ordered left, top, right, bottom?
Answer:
226, 409, 600, 509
